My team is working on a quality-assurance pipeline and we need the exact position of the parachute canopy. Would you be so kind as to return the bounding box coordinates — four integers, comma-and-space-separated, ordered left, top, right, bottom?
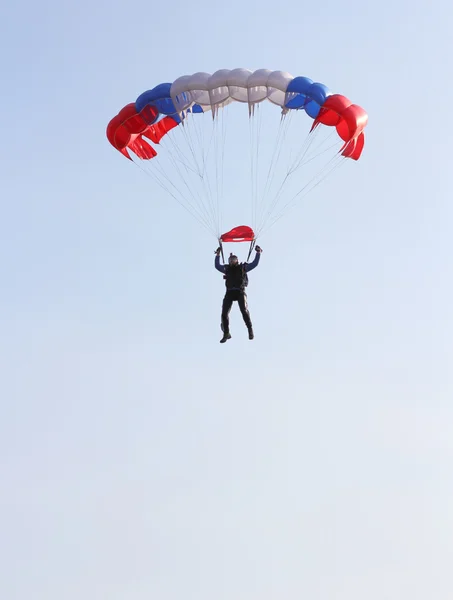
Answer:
107, 68, 368, 242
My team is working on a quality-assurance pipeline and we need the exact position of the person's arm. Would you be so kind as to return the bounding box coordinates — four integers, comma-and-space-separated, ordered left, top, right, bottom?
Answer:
215, 254, 226, 273
244, 249, 262, 272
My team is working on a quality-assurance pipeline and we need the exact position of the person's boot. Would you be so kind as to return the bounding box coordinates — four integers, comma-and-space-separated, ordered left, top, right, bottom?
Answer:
220, 332, 232, 343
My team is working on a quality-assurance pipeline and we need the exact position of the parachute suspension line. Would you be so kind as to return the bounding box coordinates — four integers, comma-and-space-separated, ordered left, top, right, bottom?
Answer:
286, 124, 320, 177
295, 136, 343, 168
257, 124, 319, 231
147, 158, 214, 233
130, 154, 215, 237
249, 103, 262, 233
267, 154, 345, 234
159, 129, 199, 174
255, 106, 263, 228
193, 110, 212, 169
156, 124, 207, 221
287, 126, 338, 176
264, 112, 293, 224
179, 112, 219, 236
199, 115, 219, 235
213, 112, 221, 239
179, 115, 201, 173
201, 113, 221, 237
212, 106, 227, 239
192, 109, 215, 181
155, 135, 217, 234
191, 110, 207, 171
213, 105, 228, 240
211, 113, 221, 239
179, 114, 208, 177
294, 153, 346, 203
178, 114, 206, 179
257, 124, 343, 234
196, 111, 216, 178
249, 107, 256, 230
256, 111, 293, 233
258, 155, 347, 237
259, 113, 287, 210
219, 104, 229, 239
156, 145, 209, 222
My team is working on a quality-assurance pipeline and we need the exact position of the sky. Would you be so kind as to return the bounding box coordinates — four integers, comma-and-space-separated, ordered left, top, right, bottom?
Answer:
1, 0, 452, 598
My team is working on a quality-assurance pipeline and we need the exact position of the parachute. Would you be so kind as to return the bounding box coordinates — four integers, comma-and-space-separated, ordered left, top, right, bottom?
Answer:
107, 68, 367, 251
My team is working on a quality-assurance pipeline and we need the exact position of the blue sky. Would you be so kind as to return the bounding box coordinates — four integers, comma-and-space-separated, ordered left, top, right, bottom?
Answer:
1, 0, 452, 598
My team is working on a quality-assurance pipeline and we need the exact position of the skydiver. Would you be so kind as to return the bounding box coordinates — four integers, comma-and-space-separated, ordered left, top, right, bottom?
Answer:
214, 245, 263, 343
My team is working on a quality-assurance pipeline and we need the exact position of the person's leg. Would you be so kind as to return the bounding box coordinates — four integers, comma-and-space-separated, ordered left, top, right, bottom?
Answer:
238, 292, 254, 339
220, 293, 234, 342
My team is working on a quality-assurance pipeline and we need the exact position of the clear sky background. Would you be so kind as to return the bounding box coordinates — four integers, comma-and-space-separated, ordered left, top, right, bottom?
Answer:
1, 0, 452, 598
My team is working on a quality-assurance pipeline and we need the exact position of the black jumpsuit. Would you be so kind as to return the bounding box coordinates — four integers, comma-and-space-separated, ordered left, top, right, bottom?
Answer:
215, 253, 261, 334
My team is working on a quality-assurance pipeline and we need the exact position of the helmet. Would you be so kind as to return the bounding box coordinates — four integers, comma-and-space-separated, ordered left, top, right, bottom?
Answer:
228, 253, 239, 266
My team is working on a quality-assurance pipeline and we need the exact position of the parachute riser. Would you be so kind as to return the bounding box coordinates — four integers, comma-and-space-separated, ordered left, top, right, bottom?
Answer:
246, 239, 256, 262
218, 238, 255, 263
218, 239, 225, 264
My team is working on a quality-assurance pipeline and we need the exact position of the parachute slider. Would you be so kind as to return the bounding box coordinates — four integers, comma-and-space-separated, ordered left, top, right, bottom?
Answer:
220, 226, 255, 243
